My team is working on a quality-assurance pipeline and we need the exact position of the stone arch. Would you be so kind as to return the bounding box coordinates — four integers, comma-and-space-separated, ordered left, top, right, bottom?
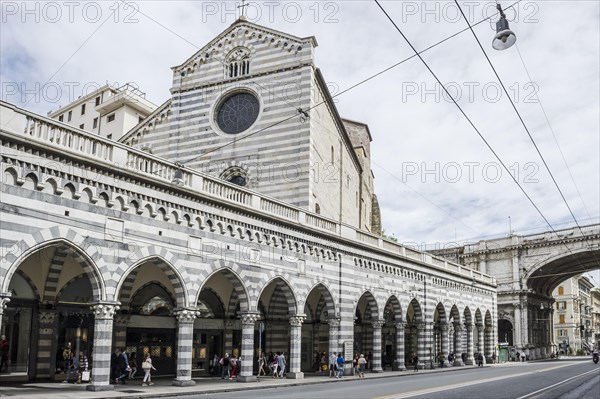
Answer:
306, 282, 336, 318
450, 304, 461, 323
357, 290, 379, 320
130, 280, 177, 309
115, 255, 188, 308
464, 306, 473, 324
434, 302, 447, 323
198, 267, 250, 314
1, 229, 106, 301
257, 276, 298, 315
13, 269, 41, 301
384, 295, 403, 321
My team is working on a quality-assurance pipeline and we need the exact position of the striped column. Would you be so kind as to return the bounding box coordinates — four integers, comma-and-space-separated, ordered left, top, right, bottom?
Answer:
112, 315, 129, 352
416, 323, 427, 369
484, 327, 494, 363
237, 313, 259, 382
452, 322, 464, 366
465, 323, 474, 365
173, 309, 198, 386
440, 322, 449, 367
0, 294, 10, 336
225, 321, 234, 354
327, 318, 340, 354
35, 310, 57, 379
288, 315, 306, 379
395, 322, 406, 371
371, 320, 385, 372
477, 325, 486, 365
87, 303, 119, 391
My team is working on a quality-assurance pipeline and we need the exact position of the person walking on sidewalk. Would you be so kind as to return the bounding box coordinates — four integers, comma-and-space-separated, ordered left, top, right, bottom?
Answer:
412, 353, 419, 372
358, 354, 367, 378
76, 351, 88, 384
336, 353, 345, 378
329, 352, 337, 378
141, 353, 156, 386
128, 352, 138, 379
477, 352, 484, 367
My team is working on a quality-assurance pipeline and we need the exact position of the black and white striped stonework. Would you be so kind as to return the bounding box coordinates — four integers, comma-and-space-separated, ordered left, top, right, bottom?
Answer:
288, 315, 305, 377
465, 324, 475, 365
238, 313, 260, 382
371, 320, 385, 372
42, 247, 68, 303
453, 323, 464, 366
395, 322, 406, 370
35, 311, 57, 379
87, 304, 118, 391
173, 310, 197, 386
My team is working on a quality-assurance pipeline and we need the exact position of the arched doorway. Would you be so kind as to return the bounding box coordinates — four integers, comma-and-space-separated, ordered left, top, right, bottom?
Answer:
302, 284, 336, 372
498, 319, 513, 346
433, 302, 448, 368
354, 291, 380, 371
463, 307, 474, 365
2, 241, 103, 381
449, 305, 463, 366
383, 296, 402, 370
116, 258, 187, 377
484, 310, 494, 363
405, 299, 423, 368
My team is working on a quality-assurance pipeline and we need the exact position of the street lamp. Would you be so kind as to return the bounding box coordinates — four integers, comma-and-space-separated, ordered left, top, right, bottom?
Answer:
492, 3, 517, 50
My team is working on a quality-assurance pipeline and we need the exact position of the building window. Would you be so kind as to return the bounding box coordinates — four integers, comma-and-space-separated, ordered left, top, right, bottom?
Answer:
107, 134, 112, 140
81, 103, 86, 115
93, 117, 98, 129
219, 166, 249, 187
559, 314, 565, 324
558, 286, 564, 295
107, 113, 115, 123
95, 96, 100, 106
58, 114, 64, 122
139, 116, 144, 123
68, 110, 72, 122
315, 203, 321, 214
225, 47, 251, 78
557, 301, 566, 310
79, 124, 84, 129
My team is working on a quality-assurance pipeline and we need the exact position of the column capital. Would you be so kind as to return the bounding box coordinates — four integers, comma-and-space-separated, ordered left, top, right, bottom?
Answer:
289, 314, 306, 326
326, 317, 340, 327
465, 323, 474, 332
477, 324, 485, 332
38, 309, 57, 325
239, 312, 261, 326
440, 322, 449, 331
395, 321, 407, 328
453, 321, 463, 331
417, 322, 428, 330
175, 308, 199, 324
90, 302, 120, 320
0, 292, 11, 313
371, 319, 386, 329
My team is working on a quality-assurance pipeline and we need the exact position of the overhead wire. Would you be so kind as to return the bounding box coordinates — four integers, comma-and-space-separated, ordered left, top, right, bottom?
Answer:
374, 0, 600, 287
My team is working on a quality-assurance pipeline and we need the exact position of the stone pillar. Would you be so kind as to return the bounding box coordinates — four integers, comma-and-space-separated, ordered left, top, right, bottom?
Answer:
453, 322, 464, 366
224, 321, 234, 354
113, 315, 129, 352
440, 322, 449, 367
237, 313, 259, 382
477, 325, 486, 365
394, 322, 406, 371
173, 309, 198, 386
448, 323, 455, 354
465, 323, 474, 365
0, 294, 11, 335
288, 315, 306, 379
87, 303, 119, 391
485, 326, 494, 363
416, 323, 428, 369
36, 310, 58, 379
327, 318, 340, 354
513, 303, 522, 347
371, 320, 385, 372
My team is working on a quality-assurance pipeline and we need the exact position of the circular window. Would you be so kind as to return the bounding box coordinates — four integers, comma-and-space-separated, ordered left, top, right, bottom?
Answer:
216, 92, 260, 134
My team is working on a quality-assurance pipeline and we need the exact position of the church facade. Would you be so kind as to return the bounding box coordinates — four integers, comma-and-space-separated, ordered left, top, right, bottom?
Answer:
0, 19, 497, 390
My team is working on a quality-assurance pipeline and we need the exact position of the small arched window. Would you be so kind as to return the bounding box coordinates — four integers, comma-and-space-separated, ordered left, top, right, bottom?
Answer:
315, 203, 321, 214
225, 47, 251, 78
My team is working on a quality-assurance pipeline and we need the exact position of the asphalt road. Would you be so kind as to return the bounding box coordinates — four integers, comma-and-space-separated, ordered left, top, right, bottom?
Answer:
164, 359, 599, 399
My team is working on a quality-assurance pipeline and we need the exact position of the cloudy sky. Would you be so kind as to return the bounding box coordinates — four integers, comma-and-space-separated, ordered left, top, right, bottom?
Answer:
2, 1, 599, 283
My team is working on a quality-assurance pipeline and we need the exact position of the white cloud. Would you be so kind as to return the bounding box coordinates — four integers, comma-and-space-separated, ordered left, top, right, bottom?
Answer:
2, 1, 598, 281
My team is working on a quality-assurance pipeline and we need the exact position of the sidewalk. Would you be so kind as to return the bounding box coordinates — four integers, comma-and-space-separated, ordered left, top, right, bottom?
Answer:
0, 365, 494, 399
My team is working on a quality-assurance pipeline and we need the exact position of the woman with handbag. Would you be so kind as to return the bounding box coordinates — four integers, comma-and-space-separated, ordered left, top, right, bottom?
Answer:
141, 353, 156, 386
76, 351, 89, 384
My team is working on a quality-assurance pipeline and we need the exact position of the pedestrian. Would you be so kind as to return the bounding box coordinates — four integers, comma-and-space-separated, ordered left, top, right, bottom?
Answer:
221, 353, 230, 379
320, 352, 327, 373
270, 353, 278, 378
448, 352, 454, 366
477, 352, 484, 367
336, 353, 345, 378
229, 355, 237, 379
76, 351, 89, 384
0, 335, 9, 372
116, 347, 130, 384
412, 353, 419, 372
438, 352, 445, 368
62, 342, 72, 379
358, 354, 367, 378
258, 352, 267, 376
128, 352, 138, 379
277, 352, 286, 378
64, 351, 78, 383
110, 348, 119, 383
141, 353, 156, 386
353, 353, 359, 375
211, 354, 220, 377
329, 351, 337, 378
520, 351, 526, 362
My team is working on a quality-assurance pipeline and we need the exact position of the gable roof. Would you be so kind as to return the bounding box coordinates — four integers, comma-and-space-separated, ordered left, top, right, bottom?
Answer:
172, 18, 318, 73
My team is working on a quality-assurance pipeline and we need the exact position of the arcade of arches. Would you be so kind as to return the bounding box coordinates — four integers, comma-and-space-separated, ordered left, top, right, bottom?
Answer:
0, 240, 495, 388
